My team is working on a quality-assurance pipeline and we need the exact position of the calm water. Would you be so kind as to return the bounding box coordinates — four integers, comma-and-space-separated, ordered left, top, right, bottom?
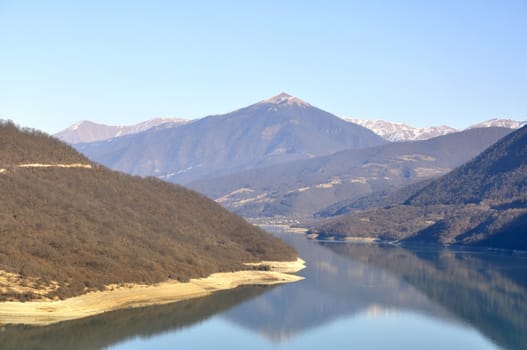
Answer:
1, 230, 526, 350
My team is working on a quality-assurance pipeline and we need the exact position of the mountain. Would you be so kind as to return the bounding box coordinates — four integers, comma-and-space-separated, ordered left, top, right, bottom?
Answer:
75, 93, 386, 184
189, 127, 513, 220
0, 120, 296, 302
468, 118, 526, 130
55, 118, 188, 144
346, 117, 525, 142
313, 126, 527, 250
345, 118, 457, 142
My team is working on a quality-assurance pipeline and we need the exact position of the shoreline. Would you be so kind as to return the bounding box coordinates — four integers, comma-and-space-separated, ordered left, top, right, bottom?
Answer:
0, 258, 305, 326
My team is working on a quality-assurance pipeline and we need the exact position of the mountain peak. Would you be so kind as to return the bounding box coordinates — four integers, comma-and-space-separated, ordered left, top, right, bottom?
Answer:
468, 118, 526, 130
261, 93, 311, 107
56, 118, 188, 144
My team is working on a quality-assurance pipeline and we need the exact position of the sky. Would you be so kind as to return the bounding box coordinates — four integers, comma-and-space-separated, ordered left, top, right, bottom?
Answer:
0, 0, 526, 134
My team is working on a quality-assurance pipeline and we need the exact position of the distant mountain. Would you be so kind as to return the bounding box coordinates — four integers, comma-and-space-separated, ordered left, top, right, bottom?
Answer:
75, 93, 386, 184
55, 118, 188, 144
189, 127, 513, 220
346, 117, 525, 142
0, 121, 296, 301
468, 118, 526, 130
313, 126, 527, 250
345, 118, 457, 142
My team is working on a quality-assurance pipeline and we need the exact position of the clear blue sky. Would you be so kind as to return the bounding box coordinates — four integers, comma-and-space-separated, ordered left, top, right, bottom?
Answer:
1, 0, 526, 134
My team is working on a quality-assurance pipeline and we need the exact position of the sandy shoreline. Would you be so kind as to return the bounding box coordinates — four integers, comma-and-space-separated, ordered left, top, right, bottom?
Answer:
0, 258, 305, 326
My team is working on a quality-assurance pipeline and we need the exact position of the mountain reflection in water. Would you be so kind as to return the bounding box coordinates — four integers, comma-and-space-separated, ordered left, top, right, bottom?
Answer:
322, 241, 527, 350
224, 231, 526, 349
1, 230, 525, 350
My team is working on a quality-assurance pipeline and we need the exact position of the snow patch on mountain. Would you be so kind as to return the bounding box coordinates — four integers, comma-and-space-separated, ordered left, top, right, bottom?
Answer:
468, 118, 526, 130
345, 118, 457, 142
345, 117, 525, 142
55, 118, 189, 144
261, 93, 311, 108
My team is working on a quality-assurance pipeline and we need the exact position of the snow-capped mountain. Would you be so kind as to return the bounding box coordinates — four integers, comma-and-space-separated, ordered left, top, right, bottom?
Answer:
55, 118, 189, 144
468, 118, 526, 130
259, 92, 312, 107
346, 117, 525, 142
345, 118, 457, 142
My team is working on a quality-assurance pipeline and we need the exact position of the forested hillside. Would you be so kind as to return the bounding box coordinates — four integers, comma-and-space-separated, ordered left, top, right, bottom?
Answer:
0, 122, 296, 301
0, 121, 89, 165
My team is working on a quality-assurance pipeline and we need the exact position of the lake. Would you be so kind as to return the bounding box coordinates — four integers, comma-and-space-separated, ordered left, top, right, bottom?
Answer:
1, 229, 526, 350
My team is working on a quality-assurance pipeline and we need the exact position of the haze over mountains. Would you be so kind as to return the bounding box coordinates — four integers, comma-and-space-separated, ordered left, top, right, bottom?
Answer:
73, 93, 386, 184
314, 126, 527, 250
0, 121, 296, 301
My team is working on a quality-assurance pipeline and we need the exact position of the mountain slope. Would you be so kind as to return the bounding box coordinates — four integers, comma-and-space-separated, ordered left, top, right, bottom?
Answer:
313, 126, 527, 249
406, 125, 527, 206
75, 93, 386, 184
0, 121, 296, 301
189, 127, 513, 219
55, 118, 188, 144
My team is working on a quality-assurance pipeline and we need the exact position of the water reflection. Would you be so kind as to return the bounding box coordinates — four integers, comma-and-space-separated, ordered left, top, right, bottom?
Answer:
222, 233, 459, 342
0, 286, 272, 350
323, 242, 527, 350
2, 231, 525, 350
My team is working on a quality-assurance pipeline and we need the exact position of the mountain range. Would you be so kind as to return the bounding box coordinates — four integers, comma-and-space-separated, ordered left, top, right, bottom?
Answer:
345, 118, 457, 142
55, 118, 188, 144
57, 112, 525, 146
0, 120, 296, 301
53, 93, 525, 225
72, 93, 386, 184
313, 125, 527, 250
189, 127, 513, 219
346, 117, 525, 142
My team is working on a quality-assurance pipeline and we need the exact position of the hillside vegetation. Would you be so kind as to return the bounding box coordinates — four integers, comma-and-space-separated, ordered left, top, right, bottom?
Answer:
0, 121, 89, 165
313, 126, 527, 250
0, 121, 296, 301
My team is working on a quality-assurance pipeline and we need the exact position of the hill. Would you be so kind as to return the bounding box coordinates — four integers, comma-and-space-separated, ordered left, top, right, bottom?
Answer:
313, 126, 527, 250
74, 93, 386, 184
0, 121, 296, 302
315, 179, 434, 218
55, 118, 188, 144
189, 127, 513, 220
0, 121, 89, 165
